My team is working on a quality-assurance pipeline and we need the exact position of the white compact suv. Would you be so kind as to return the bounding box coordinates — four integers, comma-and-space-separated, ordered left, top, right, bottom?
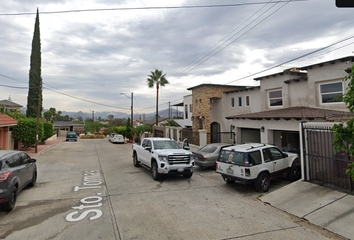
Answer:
216, 143, 300, 192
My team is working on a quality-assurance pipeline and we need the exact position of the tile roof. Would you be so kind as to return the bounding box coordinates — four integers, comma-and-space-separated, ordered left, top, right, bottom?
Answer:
226, 106, 354, 121
0, 114, 18, 126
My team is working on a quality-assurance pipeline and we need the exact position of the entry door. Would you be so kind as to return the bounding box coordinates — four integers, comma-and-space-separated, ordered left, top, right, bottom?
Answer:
210, 122, 220, 143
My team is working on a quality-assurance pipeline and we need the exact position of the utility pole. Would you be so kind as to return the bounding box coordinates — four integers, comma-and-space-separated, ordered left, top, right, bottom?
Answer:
131, 92, 133, 129
92, 111, 94, 121
168, 101, 171, 126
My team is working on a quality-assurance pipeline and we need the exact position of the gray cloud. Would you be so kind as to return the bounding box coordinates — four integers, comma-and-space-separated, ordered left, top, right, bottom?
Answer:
1, 0, 354, 114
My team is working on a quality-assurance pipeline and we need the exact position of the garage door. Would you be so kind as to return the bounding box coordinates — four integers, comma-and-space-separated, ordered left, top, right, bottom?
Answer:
241, 128, 260, 143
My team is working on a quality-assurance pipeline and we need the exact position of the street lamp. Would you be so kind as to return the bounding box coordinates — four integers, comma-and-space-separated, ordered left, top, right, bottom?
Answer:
120, 92, 133, 129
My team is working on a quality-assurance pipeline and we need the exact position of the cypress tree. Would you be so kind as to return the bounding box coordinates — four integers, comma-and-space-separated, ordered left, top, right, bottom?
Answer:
26, 8, 42, 118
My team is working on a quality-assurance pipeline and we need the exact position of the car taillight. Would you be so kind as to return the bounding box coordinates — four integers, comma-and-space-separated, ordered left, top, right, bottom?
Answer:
0, 172, 11, 181
215, 162, 218, 169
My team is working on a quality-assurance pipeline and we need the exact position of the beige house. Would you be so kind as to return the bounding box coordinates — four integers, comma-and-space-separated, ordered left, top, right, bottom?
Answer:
181, 56, 354, 151
225, 56, 354, 152
0, 99, 23, 112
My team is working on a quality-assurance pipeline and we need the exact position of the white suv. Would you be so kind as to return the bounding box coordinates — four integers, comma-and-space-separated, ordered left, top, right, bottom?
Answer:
216, 143, 300, 192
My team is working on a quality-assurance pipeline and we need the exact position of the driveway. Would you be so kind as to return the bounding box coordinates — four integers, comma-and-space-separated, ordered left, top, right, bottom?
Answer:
0, 139, 344, 239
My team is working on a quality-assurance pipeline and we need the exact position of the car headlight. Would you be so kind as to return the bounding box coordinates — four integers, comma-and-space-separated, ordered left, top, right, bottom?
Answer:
190, 154, 194, 161
158, 155, 168, 162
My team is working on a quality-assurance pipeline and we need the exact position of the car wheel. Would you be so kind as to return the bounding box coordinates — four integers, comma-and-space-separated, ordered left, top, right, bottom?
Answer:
288, 164, 301, 181
1, 186, 17, 212
151, 161, 161, 180
28, 170, 37, 187
222, 175, 235, 184
255, 172, 270, 192
183, 171, 193, 178
133, 152, 140, 167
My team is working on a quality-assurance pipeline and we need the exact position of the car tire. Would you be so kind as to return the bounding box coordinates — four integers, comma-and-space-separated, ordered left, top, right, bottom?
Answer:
183, 171, 193, 178
133, 152, 140, 167
222, 175, 235, 184
288, 164, 301, 181
28, 170, 37, 187
1, 186, 17, 212
255, 172, 270, 192
151, 161, 161, 181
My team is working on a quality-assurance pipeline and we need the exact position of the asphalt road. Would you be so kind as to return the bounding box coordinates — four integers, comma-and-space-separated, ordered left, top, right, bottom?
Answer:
0, 139, 344, 240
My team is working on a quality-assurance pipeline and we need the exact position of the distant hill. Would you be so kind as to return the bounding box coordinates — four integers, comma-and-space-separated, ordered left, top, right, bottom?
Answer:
20, 107, 183, 120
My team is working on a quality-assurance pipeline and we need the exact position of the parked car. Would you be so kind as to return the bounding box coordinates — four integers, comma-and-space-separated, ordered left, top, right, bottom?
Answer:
216, 143, 300, 192
109, 134, 124, 144
66, 131, 77, 141
132, 138, 194, 180
193, 143, 232, 169
0, 150, 37, 212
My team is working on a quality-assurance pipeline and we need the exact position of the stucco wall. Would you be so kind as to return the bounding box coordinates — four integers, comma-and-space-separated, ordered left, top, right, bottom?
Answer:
306, 61, 349, 110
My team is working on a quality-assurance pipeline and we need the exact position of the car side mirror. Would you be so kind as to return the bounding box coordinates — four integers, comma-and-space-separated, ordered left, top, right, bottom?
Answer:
144, 146, 151, 152
283, 153, 288, 158
182, 138, 190, 150
25, 159, 36, 164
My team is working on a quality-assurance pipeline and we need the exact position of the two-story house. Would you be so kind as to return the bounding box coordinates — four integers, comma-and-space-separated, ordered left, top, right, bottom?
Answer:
224, 56, 354, 152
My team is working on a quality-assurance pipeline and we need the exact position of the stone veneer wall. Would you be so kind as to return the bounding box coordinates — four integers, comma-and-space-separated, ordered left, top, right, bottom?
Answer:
191, 85, 243, 132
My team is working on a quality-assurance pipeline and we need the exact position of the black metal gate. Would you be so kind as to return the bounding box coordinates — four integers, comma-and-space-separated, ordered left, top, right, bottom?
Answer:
208, 132, 236, 144
302, 125, 353, 193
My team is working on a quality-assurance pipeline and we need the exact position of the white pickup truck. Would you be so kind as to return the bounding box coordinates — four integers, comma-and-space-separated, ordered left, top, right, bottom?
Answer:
132, 138, 195, 180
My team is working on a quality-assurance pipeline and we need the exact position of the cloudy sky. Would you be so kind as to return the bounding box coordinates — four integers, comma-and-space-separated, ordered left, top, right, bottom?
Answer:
1, 0, 354, 117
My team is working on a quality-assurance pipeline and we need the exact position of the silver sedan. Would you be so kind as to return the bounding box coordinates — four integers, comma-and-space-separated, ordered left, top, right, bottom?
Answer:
193, 143, 232, 168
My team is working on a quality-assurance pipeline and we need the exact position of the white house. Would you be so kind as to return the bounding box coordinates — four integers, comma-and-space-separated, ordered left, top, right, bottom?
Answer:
225, 56, 354, 152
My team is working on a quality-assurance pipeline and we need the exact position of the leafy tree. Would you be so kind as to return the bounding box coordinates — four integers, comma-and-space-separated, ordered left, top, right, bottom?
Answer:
147, 69, 169, 126
13, 118, 44, 147
108, 115, 114, 120
125, 117, 133, 139
112, 126, 126, 135
333, 64, 354, 180
26, 9, 42, 118
43, 111, 52, 122
5, 109, 26, 120
85, 122, 103, 134
42, 122, 55, 142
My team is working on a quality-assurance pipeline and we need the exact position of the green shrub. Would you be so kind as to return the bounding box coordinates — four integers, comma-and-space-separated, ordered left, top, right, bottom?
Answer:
42, 122, 55, 142
13, 118, 44, 147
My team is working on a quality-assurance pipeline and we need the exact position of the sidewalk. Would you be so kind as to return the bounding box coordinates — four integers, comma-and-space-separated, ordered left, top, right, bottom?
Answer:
24, 139, 63, 158
260, 180, 354, 239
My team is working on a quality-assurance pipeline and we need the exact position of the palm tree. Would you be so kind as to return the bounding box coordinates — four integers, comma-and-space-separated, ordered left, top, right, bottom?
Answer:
147, 69, 169, 126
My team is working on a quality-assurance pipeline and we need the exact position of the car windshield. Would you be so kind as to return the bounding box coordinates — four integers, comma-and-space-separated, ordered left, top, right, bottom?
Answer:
198, 145, 218, 153
153, 140, 181, 150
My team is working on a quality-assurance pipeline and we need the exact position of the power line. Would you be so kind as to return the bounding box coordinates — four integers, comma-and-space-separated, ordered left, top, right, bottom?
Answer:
169, 0, 280, 82
0, 73, 130, 110
170, 0, 293, 82
0, 1, 307, 16
224, 33, 354, 85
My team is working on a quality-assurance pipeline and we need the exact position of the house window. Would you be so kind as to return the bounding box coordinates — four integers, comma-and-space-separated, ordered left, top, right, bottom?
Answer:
190, 104, 193, 112
269, 90, 283, 107
231, 97, 235, 108
246, 96, 250, 106
185, 105, 188, 119
320, 82, 343, 103
238, 96, 242, 107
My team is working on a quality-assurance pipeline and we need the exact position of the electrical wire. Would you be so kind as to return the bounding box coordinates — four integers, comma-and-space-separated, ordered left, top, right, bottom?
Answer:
0, 1, 307, 16
224, 33, 354, 85
170, 0, 293, 82
169, 0, 279, 82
